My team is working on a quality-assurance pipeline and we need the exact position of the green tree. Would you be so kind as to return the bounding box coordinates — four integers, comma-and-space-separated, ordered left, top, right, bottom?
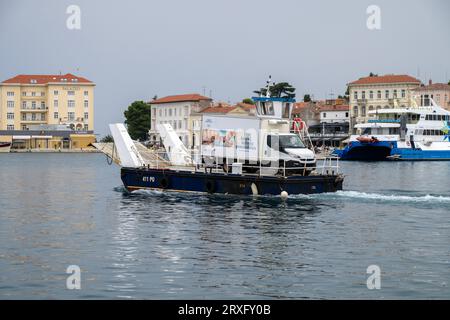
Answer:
124, 101, 151, 140
303, 94, 311, 102
448, 80, 450, 86
253, 82, 296, 99
100, 134, 114, 143
242, 98, 255, 104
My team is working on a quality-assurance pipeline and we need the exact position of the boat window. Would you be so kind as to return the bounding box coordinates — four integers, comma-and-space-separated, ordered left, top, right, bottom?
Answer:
260, 102, 274, 116
282, 103, 291, 119
389, 128, 399, 135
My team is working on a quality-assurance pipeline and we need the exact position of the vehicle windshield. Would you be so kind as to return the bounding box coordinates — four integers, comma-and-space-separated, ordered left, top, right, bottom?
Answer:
267, 135, 305, 149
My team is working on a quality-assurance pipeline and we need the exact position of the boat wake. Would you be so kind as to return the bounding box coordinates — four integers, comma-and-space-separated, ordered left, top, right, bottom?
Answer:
305, 190, 450, 204
114, 185, 450, 205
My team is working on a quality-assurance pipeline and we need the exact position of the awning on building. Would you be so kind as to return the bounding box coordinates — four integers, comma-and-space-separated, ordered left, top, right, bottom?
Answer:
31, 135, 53, 139
12, 135, 31, 140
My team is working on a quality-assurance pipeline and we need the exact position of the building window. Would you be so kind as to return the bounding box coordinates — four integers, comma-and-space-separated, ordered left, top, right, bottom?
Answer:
401, 89, 406, 98
68, 91, 75, 96
159, 109, 162, 117
54, 90, 59, 96
164, 109, 167, 117
7, 101, 14, 108
22, 114, 26, 121
345, 112, 349, 117
377, 91, 381, 99
323, 112, 327, 118
41, 101, 45, 109
22, 101, 27, 109
31, 92, 36, 97
22, 125, 27, 130
362, 91, 366, 99
369, 91, 373, 99
84, 100, 88, 108
68, 100, 75, 108
84, 112, 89, 119
354, 91, 358, 100
84, 124, 89, 130
7, 113, 14, 120
54, 112, 59, 119
7, 125, 14, 130
31, 101, 36, 109
385, 90, 389, 99
22, 92, 27, 97
31, 113, 36, 121
54, 100, 58, 108
361, 106, 366, 117
7, 91, 14, 96
84, 91, 88, 96
393, 90, 398, 98
68, 112, 75, 121
40, 92, 45, 97
41, 114, 46, 121
353, 106, 358, 117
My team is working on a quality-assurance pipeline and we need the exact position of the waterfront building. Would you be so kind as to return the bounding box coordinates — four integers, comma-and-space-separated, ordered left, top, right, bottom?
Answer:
348, 74, 421, 133
291, 101, 320, 127
0, 73, 96, 150
148, 93, 212, 147
309, 100, 350, 147
412, 80, 450, 110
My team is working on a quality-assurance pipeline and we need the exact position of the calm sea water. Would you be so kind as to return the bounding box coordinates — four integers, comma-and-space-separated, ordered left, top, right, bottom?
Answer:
0, 153, 449, 299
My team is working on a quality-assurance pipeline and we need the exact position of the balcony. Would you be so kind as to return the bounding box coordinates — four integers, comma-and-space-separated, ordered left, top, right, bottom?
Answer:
20, 119, 47, 123
21, 95, 46, 100
21, 107, 48, 112
357, 99, 368, 105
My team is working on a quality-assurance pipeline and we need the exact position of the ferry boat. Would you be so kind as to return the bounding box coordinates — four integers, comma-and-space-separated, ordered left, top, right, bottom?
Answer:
332, 97, 450, 161
104, 82, 344, 197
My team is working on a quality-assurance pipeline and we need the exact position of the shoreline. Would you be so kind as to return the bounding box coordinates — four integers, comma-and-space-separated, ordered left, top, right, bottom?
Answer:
4, 148, 100, 153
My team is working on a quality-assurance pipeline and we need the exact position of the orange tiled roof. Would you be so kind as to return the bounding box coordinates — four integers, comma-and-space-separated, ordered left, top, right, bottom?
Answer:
2, 73, 93, 84
235, 102, 256, 111
349, 74, 420, 86
201, 104, 236, 114
150, 93, 212, 104
412, 83, 450, 91
317, 104, 349, 112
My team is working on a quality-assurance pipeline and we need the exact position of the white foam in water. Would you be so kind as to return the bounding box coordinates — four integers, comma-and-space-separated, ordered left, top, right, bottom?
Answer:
316, 190, 450, 203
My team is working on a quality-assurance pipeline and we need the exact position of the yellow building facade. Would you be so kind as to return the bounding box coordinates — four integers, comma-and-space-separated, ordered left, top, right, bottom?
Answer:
0, 74, 96, 150
0, 73, 95, 131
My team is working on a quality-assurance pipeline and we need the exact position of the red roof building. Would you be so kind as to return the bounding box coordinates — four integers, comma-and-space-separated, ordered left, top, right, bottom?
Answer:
150, 93, 211, 105
2, 73, 93, 85
348, 74, 420, 86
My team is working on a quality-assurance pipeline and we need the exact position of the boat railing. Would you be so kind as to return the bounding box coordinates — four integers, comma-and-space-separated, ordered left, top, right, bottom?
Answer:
148, 150, 341, 178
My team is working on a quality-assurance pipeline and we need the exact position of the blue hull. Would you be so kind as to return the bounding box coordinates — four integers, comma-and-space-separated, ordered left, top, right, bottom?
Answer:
121, 167, 344, 195
332, 141, 393, 161
390, 148, 450, 161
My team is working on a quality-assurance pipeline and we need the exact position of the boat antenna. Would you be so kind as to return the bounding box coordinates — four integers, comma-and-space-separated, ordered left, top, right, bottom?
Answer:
265, 75, 274, 98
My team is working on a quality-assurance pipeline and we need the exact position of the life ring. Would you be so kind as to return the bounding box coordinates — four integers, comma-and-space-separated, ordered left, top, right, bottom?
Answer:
160, 176, 169, 189
205, 180, 216, 194
292, 118, 304, 132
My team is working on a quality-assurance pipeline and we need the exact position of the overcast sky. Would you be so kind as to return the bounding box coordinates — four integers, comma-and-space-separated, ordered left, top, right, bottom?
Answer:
1, 0, 449, 135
